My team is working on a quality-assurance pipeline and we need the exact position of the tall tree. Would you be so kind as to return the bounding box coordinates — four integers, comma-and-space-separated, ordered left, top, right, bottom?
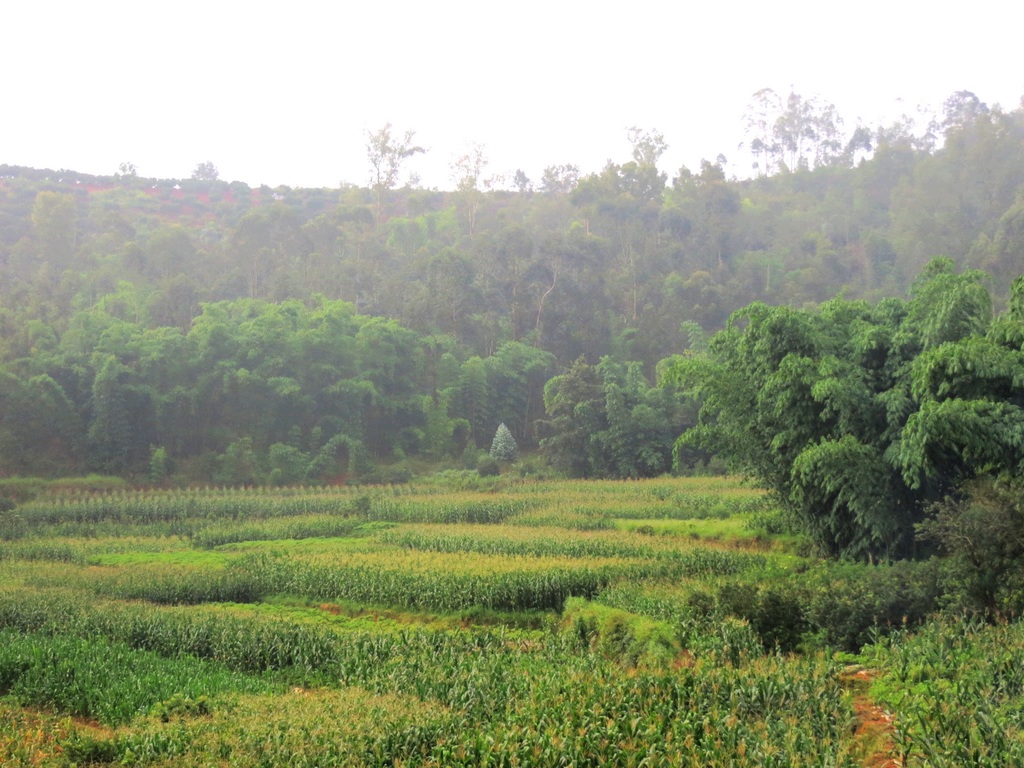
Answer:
664, 259, 1024, 560
366, 123, 425, 227
540, 164, 580, 194
539, 357, 606, 477
87, 355, 156, 475
540, 356, 689, 478
626, 126, 668, 167
742, 88, 783, 176
450, 142, 488, 235
191, 161, 219, 181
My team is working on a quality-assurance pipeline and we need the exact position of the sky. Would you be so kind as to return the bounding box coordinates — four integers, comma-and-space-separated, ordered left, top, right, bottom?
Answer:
4, 1, 1023, 191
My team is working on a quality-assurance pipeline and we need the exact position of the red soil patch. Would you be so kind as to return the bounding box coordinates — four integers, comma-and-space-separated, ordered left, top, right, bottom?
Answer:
841, 666, 900, 768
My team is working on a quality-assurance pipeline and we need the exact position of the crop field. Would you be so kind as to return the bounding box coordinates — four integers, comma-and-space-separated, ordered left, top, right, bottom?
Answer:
0, 477, 1019, 766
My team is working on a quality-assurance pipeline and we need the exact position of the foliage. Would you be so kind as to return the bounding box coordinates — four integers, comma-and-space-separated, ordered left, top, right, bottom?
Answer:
191, 161, 219, 181
3, 99, 1024, 484
0, 297, 557, 482
489, 422, 517, 462
540, 356, 693, 478
561, 597, 680, 666
917, 476, 1024, 615
0, 701, 76, 768
798, 560, 942, 651
0, 629, 271, 725
706, 560, 943, 653
476, 455, 500, 477
865, 615, 1024, 767
665, 259, 1024, 559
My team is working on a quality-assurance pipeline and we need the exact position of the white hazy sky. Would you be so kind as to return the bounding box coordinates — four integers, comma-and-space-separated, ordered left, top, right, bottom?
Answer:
4, 1, 1022, 190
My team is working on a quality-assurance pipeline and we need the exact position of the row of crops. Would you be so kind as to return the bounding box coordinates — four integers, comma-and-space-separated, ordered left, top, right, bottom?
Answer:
1, 478, 768, 529
0, 477, 1020, 765
0, 588, 856, 766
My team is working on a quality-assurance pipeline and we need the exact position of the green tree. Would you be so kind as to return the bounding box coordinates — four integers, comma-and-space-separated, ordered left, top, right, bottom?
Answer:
742, 88, 783, 176
664, 260, 1024, 560
149, 446, 171, 485
540, 164, 580, 194
540, 357, 687, 478
142, 225, 197, 281
539, 357, 605, 477
215, 436, 261, 485
266, 442, 309, 486
0, 370, 81, 475
490, 422, 517, 462
626, 126, 668, 167
450, 142, 488, 235
366, 123, 425, 227
191, 161, 219, 181
116, 161, 138, 182
452, 356, 491, 447
229, 205, 309, 299
918, 477, 1024, 614
597, 358, 681, 478
483, 341, 555, 446
87, 355, 156, 475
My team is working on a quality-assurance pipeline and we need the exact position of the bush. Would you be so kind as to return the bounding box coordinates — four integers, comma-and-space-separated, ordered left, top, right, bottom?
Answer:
460, 444, 480, 470
0, 478, 46, 504
0, 497, 21, 539
354, 463, 413, 485
427, 470, 499, 492
476, 456, 500, 477
745, 506, 800, 536
917, 477, 1024, 616
711, 560, 944, 653
561, 597, 680, 667
716, 582, 809, 652
801, 560, 942, 651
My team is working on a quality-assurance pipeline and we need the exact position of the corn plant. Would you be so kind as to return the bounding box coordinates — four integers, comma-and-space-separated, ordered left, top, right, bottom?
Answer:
864, 615, 1024, 767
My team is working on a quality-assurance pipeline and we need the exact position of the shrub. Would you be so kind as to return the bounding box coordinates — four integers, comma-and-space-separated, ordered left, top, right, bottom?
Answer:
801, 561, 942, 651
460, 444, 480, 470
716, 582, 809, 652
476, 456, 500, 477
356, 464, 413, 485
561, 597, 680, 667
917, 477, 1024, 616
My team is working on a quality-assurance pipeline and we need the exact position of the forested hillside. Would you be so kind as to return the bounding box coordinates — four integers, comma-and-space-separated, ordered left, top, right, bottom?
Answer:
1, 90, 1023, 483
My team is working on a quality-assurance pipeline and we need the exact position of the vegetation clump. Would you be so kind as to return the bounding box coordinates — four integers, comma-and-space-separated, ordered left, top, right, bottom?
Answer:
665, 261, 1024, 560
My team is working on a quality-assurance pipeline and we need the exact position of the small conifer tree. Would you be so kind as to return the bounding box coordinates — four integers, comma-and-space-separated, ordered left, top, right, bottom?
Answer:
490, 422, 518, 462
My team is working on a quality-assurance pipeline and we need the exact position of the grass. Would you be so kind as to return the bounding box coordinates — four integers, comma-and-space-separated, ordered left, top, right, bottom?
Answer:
215, 597, 552, 633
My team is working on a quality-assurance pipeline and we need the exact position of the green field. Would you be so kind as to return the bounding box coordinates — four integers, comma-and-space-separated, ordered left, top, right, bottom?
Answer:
0, 477, 1020, 766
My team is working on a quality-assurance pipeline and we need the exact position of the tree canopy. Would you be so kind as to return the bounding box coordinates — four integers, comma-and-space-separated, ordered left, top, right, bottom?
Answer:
0, 295, 554, 483
664, 259, 1024, 559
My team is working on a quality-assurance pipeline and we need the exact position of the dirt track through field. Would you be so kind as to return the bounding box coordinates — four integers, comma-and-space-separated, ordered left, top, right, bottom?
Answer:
842, 666, 900, 767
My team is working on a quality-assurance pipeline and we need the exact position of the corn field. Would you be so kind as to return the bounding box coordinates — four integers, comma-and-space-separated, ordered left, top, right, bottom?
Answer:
0, 477, 1017, 765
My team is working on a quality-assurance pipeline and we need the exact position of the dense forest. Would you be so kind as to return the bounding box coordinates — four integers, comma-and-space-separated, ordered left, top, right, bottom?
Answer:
1, 89, 1023, 493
